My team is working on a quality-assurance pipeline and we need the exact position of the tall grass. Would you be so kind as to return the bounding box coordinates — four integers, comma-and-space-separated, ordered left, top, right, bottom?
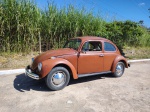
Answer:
0, 0, 150, 53
139, 28, 150, 47
0, 0, 106, 52
0, 0, 41, 52
40, 4, 106, 50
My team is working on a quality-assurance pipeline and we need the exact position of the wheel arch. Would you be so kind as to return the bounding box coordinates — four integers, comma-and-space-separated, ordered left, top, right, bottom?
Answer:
41, 58, 78, 79
53, 64, 74, 79
119, 60, 128, 68
111, 56, 128, 73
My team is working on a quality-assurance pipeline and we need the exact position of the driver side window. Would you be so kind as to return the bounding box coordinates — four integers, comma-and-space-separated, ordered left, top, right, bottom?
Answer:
82, 41, 102, 51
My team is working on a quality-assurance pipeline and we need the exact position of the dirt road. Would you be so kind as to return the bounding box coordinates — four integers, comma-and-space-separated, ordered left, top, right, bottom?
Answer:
0, 62, 150, 112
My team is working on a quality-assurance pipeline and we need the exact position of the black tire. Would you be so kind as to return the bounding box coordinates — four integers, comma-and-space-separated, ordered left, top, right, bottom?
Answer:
113, 62, 125, 77
45, 67, 70, 91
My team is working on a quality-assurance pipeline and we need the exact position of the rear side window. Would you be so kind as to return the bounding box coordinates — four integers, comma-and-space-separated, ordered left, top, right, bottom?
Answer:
82, 41, 102, 51
104, 42, 116, 51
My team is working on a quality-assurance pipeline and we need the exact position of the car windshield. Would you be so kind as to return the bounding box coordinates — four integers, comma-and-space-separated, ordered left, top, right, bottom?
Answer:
63, 38, 81, 50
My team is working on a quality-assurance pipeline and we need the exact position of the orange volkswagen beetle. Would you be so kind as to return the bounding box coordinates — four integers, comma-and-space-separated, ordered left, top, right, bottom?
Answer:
25, 36, 130, 91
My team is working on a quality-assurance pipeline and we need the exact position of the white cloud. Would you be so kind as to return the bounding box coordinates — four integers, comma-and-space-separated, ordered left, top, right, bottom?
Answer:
138, 2, 145, 6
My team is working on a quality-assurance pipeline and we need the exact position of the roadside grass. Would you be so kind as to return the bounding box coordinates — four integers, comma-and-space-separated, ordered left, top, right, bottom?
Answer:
0, 47, 150, 70
123, 47, 150, 59
0, 52, 38, 70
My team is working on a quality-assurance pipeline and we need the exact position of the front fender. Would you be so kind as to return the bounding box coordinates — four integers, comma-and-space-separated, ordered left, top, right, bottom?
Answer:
40, 58, 78, 79
112, 56, 128, 73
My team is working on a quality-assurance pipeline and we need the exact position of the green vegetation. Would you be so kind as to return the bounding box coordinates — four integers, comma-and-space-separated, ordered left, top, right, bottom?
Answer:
0, 0, 150, 53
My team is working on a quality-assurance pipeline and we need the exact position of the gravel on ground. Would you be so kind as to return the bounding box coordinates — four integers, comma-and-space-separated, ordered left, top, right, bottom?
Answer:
0, 62, 150, 112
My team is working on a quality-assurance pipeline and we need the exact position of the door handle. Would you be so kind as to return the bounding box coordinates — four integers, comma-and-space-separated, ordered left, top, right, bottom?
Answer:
99, 54, 104, 57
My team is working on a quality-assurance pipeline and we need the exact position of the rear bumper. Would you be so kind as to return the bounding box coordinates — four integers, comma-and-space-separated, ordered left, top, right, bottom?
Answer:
25, 66, 39, 80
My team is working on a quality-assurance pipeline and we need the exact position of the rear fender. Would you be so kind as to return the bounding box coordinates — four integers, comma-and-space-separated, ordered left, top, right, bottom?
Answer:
112, 56, 128, 73
40, 58, 78, 79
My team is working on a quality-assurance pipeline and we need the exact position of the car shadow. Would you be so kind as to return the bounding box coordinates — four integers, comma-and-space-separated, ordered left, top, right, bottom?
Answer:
69, 73, 114, 85
13, 73, 50, 92
13, 73, 114, 92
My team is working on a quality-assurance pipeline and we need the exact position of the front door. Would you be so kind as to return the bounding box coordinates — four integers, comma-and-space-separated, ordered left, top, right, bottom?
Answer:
77, 41, 104, 74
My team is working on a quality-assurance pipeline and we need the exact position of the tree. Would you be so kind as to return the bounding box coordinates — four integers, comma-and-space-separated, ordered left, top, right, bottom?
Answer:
105, 20, 143, 47
139, 20, 144, 25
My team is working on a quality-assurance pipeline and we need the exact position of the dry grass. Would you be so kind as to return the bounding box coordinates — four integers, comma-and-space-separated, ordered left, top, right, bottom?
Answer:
0, 52, 38, 70
0, 47, 150, 70
123, 47, 150, 59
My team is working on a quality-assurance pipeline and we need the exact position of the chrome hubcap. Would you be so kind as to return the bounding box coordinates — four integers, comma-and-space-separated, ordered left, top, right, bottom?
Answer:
51, 71, 66, 86
116, 64, 123, 75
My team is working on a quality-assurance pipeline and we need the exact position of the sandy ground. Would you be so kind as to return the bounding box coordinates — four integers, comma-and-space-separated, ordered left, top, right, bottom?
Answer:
0, 62, 150, 112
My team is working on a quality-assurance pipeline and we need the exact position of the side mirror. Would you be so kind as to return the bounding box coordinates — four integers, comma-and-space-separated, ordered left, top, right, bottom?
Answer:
77, 50, 86, 57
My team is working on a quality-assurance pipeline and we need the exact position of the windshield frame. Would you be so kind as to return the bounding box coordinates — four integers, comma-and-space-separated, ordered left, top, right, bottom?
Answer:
63, 38, 82, 51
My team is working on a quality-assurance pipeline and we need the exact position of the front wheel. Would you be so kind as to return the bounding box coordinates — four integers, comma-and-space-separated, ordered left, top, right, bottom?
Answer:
113, 62, 125, 77
45, 67, 70, 91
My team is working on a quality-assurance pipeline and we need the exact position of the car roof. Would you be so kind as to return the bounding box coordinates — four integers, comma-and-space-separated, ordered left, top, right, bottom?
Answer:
75, 36, 111, 42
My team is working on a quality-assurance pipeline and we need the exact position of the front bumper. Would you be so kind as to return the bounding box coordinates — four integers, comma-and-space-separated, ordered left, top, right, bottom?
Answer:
25, 66, 39, 80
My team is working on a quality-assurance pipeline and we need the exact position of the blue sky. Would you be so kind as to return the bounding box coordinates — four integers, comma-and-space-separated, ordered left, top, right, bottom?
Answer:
35, 0, 150, 28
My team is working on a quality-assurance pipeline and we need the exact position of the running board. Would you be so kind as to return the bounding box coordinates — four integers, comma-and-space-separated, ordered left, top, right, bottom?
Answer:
78, 71, 112, 78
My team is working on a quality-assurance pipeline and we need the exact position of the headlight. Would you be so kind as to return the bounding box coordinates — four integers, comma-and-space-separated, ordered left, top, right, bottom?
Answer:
38, 63, 42, 71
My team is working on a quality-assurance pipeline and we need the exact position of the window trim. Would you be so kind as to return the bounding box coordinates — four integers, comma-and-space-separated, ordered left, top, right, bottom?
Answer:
81, 40, 103, 52
104, 42, 116, 52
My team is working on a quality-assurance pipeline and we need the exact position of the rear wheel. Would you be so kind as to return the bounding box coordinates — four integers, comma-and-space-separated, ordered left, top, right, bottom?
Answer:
45, 67, 70, 91
113, 62, 125, 77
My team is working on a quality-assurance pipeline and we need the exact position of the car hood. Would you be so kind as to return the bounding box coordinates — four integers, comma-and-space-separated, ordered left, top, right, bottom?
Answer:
31, 48, 76, 70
